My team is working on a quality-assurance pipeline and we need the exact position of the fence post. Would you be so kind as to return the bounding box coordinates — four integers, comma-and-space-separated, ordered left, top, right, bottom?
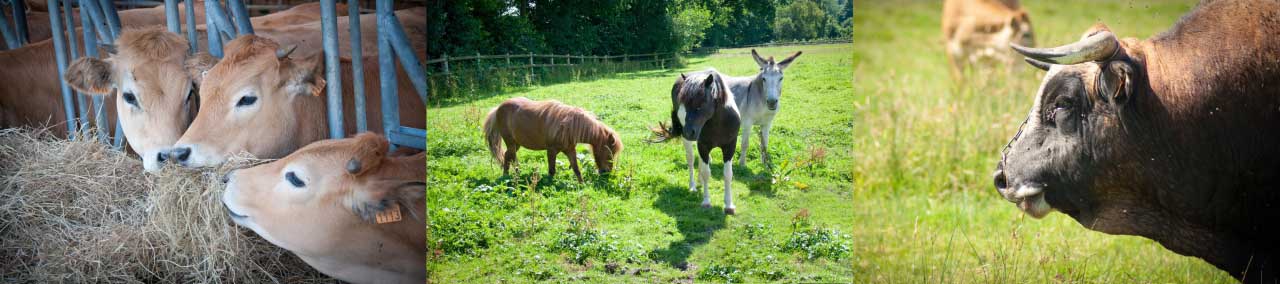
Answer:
442, 54, 449, 74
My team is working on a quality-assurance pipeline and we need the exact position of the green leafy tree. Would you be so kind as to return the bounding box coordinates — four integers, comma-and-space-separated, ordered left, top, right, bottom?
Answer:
672, 4, 714, 51
773, 0, 828, 41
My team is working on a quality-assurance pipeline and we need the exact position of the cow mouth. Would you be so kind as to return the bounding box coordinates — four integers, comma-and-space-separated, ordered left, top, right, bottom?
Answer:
224, 203, 249, 220
1012, 185, 1053, 218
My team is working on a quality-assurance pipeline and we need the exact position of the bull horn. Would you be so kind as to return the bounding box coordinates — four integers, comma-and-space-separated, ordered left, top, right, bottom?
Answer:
276, 45, 298, 59
1011, 30, 1118, 65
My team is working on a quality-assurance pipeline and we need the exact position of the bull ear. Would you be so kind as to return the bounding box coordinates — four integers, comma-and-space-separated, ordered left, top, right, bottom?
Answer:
64, 57, 116, 95
345, 133, 390, 176
283, 54, 326, 97
185, 52, 217, 86
1099, 61, 1134, 107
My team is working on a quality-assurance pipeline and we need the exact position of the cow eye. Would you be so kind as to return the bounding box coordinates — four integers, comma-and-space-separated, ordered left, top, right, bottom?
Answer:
285, 171, 305, 187
236, 96, 258, 107
123, 92, 138, 107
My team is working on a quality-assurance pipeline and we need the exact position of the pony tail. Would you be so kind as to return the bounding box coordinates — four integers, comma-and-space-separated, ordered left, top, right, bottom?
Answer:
483, 107, 505, 164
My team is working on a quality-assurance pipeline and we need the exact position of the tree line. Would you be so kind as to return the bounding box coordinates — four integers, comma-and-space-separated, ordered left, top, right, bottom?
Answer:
426, 0, 852, 60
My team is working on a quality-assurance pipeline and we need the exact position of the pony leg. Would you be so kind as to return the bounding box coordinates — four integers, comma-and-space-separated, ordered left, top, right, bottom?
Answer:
567, 149, 583, 183
546, 150, 558, 179
760, 121, 772, 167
724, 157, 736, 215
502, 146, 518, 176
683, 140, 697, 192
738, 121, 752, 167
699, 156, 711, 208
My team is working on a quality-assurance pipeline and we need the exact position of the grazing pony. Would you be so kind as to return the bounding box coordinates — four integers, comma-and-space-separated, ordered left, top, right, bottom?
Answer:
650, 70, 742, 214
483, 97, 623, 183
725, 49, 801, 167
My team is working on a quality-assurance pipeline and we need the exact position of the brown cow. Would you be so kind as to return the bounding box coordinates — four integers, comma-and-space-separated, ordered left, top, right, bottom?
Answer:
993, 0, 1280, 281
221, 132, 425, 284
169, 34, 425, 168
57, 3, 362, 172
941, 0, 1034, 81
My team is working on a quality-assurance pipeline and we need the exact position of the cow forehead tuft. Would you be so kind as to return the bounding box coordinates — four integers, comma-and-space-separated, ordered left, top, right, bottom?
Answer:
117, 26, 188, 62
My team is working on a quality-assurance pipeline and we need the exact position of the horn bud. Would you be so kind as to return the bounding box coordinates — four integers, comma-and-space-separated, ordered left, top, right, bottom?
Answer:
276, 45, 298, 59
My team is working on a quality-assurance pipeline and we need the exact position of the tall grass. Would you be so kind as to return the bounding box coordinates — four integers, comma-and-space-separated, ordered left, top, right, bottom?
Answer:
851, 0, 1234, 282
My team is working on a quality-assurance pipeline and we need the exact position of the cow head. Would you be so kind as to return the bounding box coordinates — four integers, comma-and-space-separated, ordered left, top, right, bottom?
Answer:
1009, 10, 1035, 49
750, 49, 801, 111
170, 35, 325, 168
221, 133, 425, 282
64, 27, 198, 172
677, 72, 726, 141
994, 24, 1142, 220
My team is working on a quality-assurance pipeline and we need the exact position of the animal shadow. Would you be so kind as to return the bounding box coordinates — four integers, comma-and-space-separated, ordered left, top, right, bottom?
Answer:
650, 183, 728, 271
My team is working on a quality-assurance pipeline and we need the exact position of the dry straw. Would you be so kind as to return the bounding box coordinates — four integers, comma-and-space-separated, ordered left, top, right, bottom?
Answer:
0, 128, 330, 283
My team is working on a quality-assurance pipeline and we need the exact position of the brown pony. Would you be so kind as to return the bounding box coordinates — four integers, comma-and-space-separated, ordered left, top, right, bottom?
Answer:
483, 97, 623, 183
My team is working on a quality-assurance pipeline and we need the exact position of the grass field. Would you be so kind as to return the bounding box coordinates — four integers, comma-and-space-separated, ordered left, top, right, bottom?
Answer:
851, 0, 1236, 282
427, 43, 854, 282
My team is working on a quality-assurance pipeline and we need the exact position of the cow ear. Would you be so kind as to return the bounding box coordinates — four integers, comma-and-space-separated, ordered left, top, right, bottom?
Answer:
345, 133, 390, 177
351, 181, 425, 224
283, 54, 326, 97
185, 52, 217, 86
64, 57, 116, 95
1099, 60, 1134, 107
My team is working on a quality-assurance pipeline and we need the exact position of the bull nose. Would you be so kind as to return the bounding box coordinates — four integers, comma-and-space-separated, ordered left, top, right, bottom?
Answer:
993, 169, 1009, 192
170, 147, 192, 163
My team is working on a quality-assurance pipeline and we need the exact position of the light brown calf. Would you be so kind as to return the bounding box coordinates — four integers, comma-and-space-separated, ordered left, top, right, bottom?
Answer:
941, 0, 1034, 81
222, 133, 425, 284
170, 34, 425, 168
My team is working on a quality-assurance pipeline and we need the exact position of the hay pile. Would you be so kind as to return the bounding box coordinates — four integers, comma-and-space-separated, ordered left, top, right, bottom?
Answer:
0, 128, 330, 283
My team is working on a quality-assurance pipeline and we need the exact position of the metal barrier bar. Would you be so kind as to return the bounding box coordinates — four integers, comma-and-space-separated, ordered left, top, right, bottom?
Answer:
0, 7, 17, 49
380, 10, 426, 103
205, 0, 235, 40
74, 0, 90, 132
98, 0, 120, 38
392, 126, 424, 149
203, 0, 221, 57
164, 0, 179, 33
81, 0, 111, 43
227, 0, 252, 35
12, 0, 27, 44
321, 0, 343, 139
348, 0, 366, 133
48, 0, 77, 137
184, 0, 196, 52
375, 0, 400, 148
80, 0, 110, 143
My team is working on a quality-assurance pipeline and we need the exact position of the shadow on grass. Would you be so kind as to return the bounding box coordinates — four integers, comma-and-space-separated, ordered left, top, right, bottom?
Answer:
650, 182, 728, 271
430, 60, 696, 108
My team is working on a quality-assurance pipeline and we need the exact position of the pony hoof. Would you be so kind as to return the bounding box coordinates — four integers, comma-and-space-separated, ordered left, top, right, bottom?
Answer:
724, 207, 736, 215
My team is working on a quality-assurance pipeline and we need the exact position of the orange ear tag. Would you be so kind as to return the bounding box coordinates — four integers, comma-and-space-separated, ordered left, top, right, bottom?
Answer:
375, 203, 403, 224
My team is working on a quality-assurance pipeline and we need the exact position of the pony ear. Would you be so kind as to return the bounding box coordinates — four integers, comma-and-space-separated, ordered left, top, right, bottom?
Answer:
751, 49, 768, 68
778, 51, 802, 69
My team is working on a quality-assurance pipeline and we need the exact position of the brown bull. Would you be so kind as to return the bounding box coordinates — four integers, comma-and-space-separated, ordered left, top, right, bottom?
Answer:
993, 0, 1280, 281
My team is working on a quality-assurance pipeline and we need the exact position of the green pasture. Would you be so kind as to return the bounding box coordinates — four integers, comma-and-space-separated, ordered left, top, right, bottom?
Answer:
851, 0, 1234, 282
427, 43, 854, 282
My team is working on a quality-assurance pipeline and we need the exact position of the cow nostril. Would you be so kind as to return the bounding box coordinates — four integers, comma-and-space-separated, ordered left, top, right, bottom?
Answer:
171, 147, 192, 162
993, 169, 1009, 190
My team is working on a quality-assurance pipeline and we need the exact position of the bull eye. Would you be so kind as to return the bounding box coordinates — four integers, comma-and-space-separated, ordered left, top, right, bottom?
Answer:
236, 96, 258, 107
123, 92, 138, 107
285, 171, 305, 187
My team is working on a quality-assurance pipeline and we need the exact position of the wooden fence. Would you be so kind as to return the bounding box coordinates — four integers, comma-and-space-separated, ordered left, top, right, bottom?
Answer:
425, 52, 677, 76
